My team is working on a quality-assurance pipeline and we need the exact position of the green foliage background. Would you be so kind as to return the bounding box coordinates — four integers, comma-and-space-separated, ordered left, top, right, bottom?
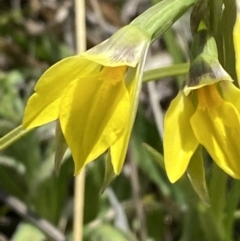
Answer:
1, 0, 240, 241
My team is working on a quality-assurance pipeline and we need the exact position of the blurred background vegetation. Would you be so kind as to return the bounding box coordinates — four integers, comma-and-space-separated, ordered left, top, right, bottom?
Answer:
1, 0, 240, 241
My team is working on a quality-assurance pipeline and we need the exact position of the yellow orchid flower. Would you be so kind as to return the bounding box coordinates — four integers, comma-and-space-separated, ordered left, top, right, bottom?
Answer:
23, 25, 150, 175
164, 74, 240, 183
164, 32, 240, 183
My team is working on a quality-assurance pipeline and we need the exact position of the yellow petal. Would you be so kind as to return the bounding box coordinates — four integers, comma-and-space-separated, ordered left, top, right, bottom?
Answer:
109, 133, 126, 175
109, 73, 141, 174
234, 8, 240, 82
59, 67, 130, 175
191, 100, 240, 179
220, 81, 240, 111
109, 78, 139, 174
22, 56, 100, 129
164, 91, 199, 183
81, 25, 150, 68
109, 43, 149, 174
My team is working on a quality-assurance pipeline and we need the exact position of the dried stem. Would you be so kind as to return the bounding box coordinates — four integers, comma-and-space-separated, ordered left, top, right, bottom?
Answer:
73, 0, 86, 241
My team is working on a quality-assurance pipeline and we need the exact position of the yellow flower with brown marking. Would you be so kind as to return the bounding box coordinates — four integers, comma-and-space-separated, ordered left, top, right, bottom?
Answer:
164, 34, 240, 183
23, 25, 150, 175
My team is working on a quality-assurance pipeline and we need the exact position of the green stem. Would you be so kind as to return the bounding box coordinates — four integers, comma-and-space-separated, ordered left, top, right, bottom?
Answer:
225, 180, 240, 241
209, 0, 223, 35
131, 0, 196, 41
142, 63, 189, 82
208, 164, 227, 238
222, 0, 237, 83
198, 203, 225, 241
0, 125, 31, 151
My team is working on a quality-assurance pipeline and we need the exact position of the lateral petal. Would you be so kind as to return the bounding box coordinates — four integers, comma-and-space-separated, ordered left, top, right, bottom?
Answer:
23, 56, 99, 129
164, 91, 199, 183
109, 72, 142, 174
220, 81, 240, 112
110, 43, 149, 174
191, 101, 240, 179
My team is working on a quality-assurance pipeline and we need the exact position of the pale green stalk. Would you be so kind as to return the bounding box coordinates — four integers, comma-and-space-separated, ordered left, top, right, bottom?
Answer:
74, 0, 86, 241
131, 0, 195, 41
0, 126, 31, 151
143, 63, 189, 82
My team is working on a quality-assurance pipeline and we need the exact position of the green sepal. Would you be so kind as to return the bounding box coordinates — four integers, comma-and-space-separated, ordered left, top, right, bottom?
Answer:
101, 151, 116, 193
187, 146, 210, 206
186, 30, 233, 88
186, 54, 232, 88
54, 121, 68, 175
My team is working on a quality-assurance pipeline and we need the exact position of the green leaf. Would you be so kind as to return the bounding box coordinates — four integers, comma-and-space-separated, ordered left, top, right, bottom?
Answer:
142, 143, 164, 169
0, 155, 25, 174
83, 160, 103, 224
11, 223, 46, 241
224, 180, 240, 240
84, 224, 137, 241
132, 112, 171, 197
187, 146, 210, 205
33, 158, 73, 224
